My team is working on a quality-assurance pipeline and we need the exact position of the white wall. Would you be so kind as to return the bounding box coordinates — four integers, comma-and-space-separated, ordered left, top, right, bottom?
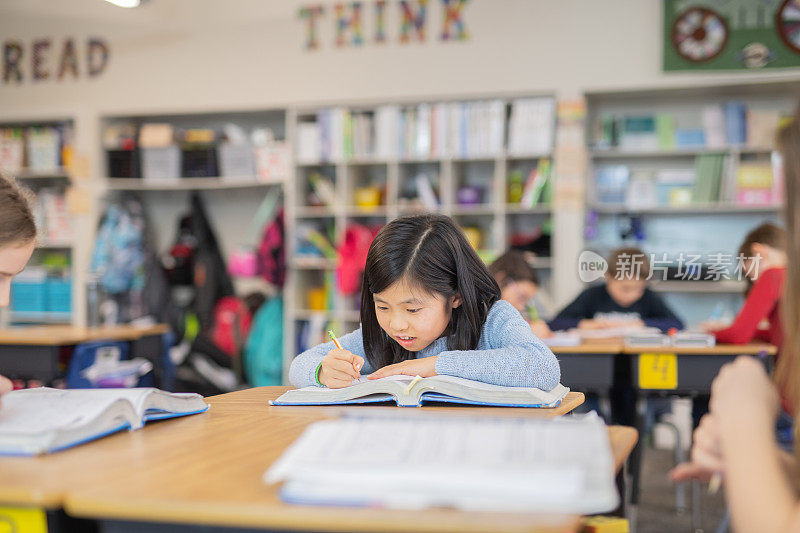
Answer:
3, 0, 800, 114
2, 0, 799, 308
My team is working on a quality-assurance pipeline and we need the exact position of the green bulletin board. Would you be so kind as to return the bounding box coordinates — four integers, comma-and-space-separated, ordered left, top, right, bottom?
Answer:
664, 0, 800, 71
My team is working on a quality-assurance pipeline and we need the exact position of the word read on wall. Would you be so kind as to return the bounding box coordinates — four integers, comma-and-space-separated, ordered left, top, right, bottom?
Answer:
2, 37, 110, 84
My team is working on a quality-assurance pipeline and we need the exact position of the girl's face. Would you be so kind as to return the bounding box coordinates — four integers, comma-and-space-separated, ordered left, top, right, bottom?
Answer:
0, 241, 35, 307
373, 278, 461, 352
605, 275, 646, 308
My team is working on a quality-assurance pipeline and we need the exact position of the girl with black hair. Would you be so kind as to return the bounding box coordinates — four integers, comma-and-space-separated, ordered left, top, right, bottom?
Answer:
289, 214, 560, 390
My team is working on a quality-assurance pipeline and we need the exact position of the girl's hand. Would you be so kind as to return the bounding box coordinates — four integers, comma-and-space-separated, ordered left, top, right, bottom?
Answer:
710, 356, 779, 433
531, 320, 553, 339
368, 356, 438, 380
577, 319, 604, 330
318, 348, 364, 389
670, 414, 725, 483
0, 374, 12, 409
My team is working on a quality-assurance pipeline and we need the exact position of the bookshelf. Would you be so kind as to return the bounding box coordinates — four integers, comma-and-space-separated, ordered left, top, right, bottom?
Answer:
97, 109, 289, 329
284, 96, 556, 381
0, 118, 79, 327
585, 82, 797, 324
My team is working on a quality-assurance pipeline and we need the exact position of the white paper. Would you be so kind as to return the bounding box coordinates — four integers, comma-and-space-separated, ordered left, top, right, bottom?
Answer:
264, 413, 618, 514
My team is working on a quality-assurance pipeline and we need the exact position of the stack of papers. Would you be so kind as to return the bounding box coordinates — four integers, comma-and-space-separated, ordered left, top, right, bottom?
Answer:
265, 413, 619, 514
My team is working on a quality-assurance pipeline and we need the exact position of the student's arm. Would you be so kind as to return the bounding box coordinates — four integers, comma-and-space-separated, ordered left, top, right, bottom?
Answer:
712, 269, 782, 344
710, 357, 800, 533
548, 288, 593, 331
288, 328, 370, 388
434, 300, 561, 389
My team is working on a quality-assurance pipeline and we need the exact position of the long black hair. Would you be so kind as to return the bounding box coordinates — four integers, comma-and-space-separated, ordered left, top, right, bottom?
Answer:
360, 214, 501, 369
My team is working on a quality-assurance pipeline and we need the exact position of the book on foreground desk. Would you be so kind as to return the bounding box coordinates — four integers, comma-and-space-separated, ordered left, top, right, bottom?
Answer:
265, 412, 619, 514
271, 374, 570, 408
0, 387, 208, 456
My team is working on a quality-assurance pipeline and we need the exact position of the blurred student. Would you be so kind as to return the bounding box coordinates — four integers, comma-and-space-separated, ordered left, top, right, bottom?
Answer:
703, 223, 786, 348
0, 174, 37, 409
488, 250, 552, 339
549, 247, 684, 332
669, 115, 800, 533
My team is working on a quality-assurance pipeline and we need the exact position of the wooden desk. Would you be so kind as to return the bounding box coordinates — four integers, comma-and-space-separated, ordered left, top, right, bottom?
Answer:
0, 325, 169, 345
0, 324, 169, 387
551, 342, 622, 391
0, 387, 636, 533
551, 342, 623, 421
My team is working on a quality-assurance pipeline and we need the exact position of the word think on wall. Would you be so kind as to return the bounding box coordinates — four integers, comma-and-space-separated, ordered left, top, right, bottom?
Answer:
2, 37, 110, 85
299, 0, 469, 50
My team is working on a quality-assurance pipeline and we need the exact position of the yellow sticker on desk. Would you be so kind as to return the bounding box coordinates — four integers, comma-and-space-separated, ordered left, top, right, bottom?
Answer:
0, 507, 47, 533
638, 353, 678, 389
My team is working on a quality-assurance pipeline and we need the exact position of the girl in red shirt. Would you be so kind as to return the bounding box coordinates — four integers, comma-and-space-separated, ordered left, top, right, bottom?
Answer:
705, 223, 786, 349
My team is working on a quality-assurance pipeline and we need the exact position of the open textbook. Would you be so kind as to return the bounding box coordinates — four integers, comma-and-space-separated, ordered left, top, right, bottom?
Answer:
265, 412, 619, 514
0, 387, 208, 456
271, 374, 569, 408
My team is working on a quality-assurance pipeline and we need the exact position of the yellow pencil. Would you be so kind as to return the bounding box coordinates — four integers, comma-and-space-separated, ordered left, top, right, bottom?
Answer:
328, 329, 343, 350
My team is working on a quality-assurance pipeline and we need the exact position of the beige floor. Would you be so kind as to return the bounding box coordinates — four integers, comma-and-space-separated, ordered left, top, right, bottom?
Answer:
637, 447, 726, 533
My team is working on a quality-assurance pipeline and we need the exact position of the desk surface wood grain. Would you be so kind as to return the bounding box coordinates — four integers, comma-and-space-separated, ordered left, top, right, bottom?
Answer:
0, 324, 169, 345
0, 387, 635, 533
622, 341, 777, 355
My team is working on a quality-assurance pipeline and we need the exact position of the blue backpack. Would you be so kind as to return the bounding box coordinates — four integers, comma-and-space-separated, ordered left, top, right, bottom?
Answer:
91, 200, 146, 294
243, 297, 283, 386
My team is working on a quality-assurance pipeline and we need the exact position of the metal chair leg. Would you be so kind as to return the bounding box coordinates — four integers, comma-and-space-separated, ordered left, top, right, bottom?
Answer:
692, 479, 703, 532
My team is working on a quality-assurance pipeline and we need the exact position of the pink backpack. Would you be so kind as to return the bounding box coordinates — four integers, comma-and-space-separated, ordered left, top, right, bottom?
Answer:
211, 296, 253, 357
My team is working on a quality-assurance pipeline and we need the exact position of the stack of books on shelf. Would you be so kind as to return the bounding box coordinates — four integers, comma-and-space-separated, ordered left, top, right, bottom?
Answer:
507, 159, 552, 208
396, 101, 505, 159
0, 125, 70, 175
507, 98, 555, 156
691, 154, 725, 203
594, 101, 785, 151
735, 162, 775, 206
296, 98, 555, 163
36, 188, 74, 244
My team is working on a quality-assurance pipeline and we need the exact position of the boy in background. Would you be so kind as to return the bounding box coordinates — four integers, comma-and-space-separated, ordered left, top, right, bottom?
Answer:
550, 247, 684, 332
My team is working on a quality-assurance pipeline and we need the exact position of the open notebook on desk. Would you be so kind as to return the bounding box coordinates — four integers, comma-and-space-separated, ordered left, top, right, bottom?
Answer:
0, 387, 208, 456
271, 374, 569, 408
265, 412, 619, 514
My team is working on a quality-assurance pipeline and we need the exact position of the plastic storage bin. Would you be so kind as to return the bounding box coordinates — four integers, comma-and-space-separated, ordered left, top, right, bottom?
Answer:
182, 147, 218, 177
10, 280, 47, 313
46, 279, 72, 314
142, 145, 181, 182
218, 143, 255, 178
107, 150, 140, 178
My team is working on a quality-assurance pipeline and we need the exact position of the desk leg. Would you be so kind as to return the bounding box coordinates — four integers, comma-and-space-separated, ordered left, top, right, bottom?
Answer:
630, 394, 648, 506
46, 509, 98, 533
691, 479, 703, 532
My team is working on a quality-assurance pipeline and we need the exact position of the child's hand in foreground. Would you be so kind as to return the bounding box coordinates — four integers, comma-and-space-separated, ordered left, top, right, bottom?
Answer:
318, 348, 364, 388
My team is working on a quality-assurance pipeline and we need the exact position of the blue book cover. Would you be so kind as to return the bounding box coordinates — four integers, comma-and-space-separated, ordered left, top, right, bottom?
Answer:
724, 102, 747, 145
